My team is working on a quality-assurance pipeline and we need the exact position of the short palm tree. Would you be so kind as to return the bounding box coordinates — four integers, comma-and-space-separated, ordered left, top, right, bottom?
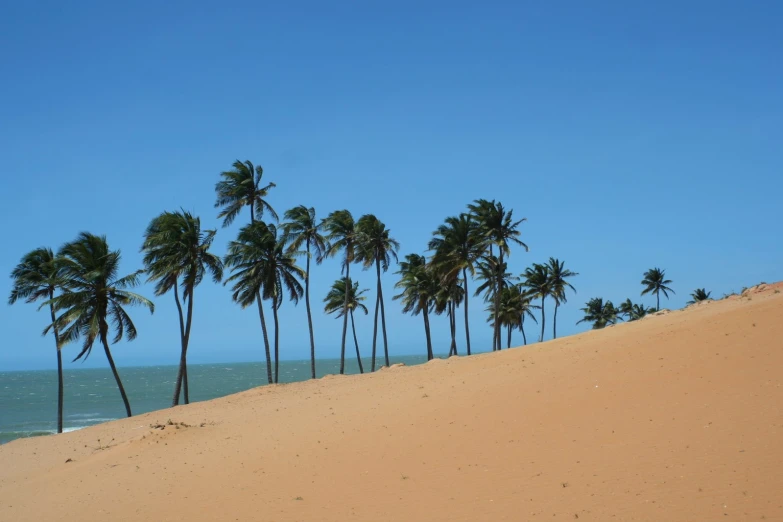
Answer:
687, 288, 712, 305
324, 278, 369, 373
477, 201, 528, 350
323, 210, 358, 374
49, 233, 154, 417
355, 214, 400, 371
577, 297, 622, 329
429, 214, 484, 355
394, 254, 438, 360
641, 267, 674, 311
618, 299, 654, 321
546, 258, 577, 339
281, 206, 327, 379
214, 159, 277, 227
142, 210, 223, 406
491, 285, 534, 349
520, 263, 551, 343
514, 288, 539, 346
475, 255, 515, 350
224, 222, 304, 384
433, 272, 465, 356
9, 248, 67, 433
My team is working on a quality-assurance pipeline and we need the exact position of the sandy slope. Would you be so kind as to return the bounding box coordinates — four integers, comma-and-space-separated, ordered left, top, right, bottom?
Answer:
2, 284, 782, 522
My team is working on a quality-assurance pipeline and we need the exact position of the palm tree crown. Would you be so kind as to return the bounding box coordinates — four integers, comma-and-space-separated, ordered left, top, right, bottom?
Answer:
641, 267, 674, 311
577, 297, 622, 329
324, 278, 369, 317
687, 288, 711, 305
214, 159, 277, 227
546, 257, 578, 339
9, 248, 64, 309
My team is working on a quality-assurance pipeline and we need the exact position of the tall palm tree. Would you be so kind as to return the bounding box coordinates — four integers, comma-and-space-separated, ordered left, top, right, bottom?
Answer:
49, 233, 154, 417
475, 201, 528, 350
224, 222, 304, 384
687, 288, 712, 305
281, 206, 327, 379
394, 254, 438, 360
324, 278, 369, 373
9, 248, 67, 433
546, 258, 578, 339
215, 159, 278, 383
214, 159, 277, 227
577, 297, 622, 329
520, 263, 550, 343
323, 210, 358, 374
429, 214, 484, 355
355, 214, 400, 371
641, 267, 674, 311
142, 210, 223, 406
475, 255, 515, 350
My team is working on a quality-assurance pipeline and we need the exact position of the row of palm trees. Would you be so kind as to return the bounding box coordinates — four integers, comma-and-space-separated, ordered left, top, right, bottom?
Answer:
8, 159, 588, 434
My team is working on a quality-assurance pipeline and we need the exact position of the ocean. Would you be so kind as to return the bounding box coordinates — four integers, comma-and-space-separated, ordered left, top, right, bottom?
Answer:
0, 355, 430, 444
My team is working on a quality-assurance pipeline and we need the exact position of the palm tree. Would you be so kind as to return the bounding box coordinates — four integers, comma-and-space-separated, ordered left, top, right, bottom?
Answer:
9, 248, 67, 433
355, 214, 400, 371
433, 272, 465, 356
491, 286, 526, 348
514, 289, 539, 346
214, 159, 277, 227
281, 206, 327, 379
577, 297, 622, 329
641, 267, 674, 311
49, 233, 154, 417
475, 201, 528, 350
324, 278, 369, 373
618, 299, 654, 321
429, 214, 484, 355
394, 254, 438, 360
323, 210, 358, 375
687, 288, 712, 305
215, 159, 278, 383
546, 258, 578, 339
475, 255, 515, 350
224, 222, 304, 384
142, 210, 223, 406
520, 263, 550, 343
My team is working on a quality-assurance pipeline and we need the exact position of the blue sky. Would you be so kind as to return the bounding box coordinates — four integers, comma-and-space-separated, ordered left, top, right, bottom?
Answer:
1, 1, 781, 371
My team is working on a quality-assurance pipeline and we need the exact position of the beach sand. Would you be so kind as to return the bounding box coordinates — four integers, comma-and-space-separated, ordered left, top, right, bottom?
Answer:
2, 283, 782, 521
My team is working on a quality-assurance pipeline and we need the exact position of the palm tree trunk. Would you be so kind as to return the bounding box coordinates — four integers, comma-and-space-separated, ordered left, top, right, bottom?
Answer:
371, 264, 381, 372
350, 310, 364, 373
255, 292, 273, 384
101, 334, 131, 417
553, 301, 559, 340
507, 324, 512, 349
273, 296, 280, 384
48, 297, 63, 434
540, 295, 546, 343
423, 308, 434, 360
379, 266, 391, 367
462, 268, 471, 355
495, 251, 503, 351
305, 241, 317, 379
182, 287, 194, 403
521, 316, 528, 345
449, 301, 458, 356
339, 266, 350, 375
171, 286, 186, 406
656, 292, 660, 312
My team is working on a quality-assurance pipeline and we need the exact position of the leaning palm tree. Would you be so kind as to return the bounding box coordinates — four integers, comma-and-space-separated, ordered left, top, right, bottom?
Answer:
394, 254, 438, 360
429, 214, 484, 355
687, 288, 712, 305
520, 263, 551, 343
546, 258, 578, 339
224, 222, 304, 384
641, 267, 674, 311
49, 233, 154, 417
214, 159, 277, 227
577, 297, 622, 329
281, 206, 327, 379
322, 210, 358, 374
324, 278, 369, 373
9, 248, 67, 433
142, 210, 223, 406
476, 201, 528, 350
355, 214, 400, 371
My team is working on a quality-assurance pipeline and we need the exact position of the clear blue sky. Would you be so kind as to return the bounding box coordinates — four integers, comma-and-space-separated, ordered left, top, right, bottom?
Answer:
1, 1, 781, 371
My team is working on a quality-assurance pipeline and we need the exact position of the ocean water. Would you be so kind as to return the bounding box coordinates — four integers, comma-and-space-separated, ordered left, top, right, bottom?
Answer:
0, 355, 430, 444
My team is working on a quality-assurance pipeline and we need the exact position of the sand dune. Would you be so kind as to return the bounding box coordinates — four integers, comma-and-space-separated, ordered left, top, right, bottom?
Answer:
2, 283, 782, 521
